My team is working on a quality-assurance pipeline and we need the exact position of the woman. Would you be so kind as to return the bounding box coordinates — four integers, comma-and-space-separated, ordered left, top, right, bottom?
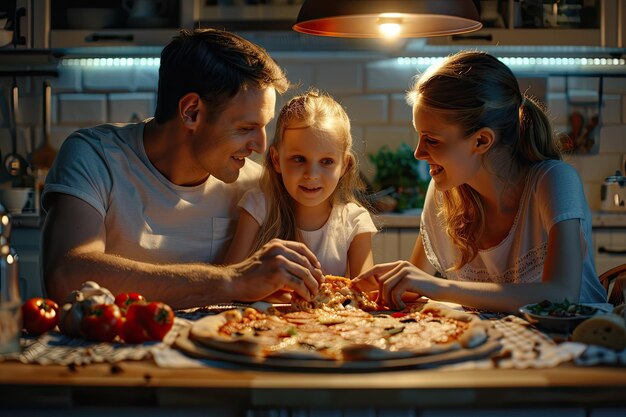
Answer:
355, 51, 606, 313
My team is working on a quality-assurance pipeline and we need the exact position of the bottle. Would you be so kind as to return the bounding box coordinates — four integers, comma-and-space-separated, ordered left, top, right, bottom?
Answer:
0, 208, 22, 354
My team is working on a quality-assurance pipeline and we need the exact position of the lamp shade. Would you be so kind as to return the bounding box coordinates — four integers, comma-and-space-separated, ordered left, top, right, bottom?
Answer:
293, 0, 482, 38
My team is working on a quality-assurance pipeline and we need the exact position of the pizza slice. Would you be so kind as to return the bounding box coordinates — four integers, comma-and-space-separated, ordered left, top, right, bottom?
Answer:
292, 275, 380, 311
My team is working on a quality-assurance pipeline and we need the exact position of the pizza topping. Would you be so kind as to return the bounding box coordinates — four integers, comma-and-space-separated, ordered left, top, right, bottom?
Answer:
292, 275, 380, 312
385, 326, 405, 335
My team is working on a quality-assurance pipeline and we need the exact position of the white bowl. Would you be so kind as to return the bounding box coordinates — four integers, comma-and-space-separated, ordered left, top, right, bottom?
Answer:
0, 188, 31, 214
519, 301, 599, 334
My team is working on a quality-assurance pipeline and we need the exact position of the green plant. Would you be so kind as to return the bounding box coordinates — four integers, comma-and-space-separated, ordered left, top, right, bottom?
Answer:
369, 143, 430, 212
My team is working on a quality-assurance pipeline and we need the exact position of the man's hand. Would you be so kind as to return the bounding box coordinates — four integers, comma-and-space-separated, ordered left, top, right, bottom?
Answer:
229, 239, 324, 302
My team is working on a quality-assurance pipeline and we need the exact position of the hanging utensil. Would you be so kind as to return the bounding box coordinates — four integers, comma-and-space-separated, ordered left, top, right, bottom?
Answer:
5, 78, 28, 177
30, 81, 57, 170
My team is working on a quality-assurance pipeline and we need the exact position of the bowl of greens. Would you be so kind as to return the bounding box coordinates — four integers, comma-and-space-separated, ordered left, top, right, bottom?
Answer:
519, 299, 599, 333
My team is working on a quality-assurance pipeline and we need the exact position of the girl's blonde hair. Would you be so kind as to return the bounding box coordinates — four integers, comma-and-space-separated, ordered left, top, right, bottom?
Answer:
407, 51, 562, 269
249, 89, 365, 255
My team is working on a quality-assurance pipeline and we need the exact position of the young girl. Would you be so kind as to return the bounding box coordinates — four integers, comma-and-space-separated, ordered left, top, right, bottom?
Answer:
225, 89, 377, 279
355, 51, 607, 313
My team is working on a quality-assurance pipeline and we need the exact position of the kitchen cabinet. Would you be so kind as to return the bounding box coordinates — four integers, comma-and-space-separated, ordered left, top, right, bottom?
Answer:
593, 227, 626, 276
372, 213, 421, 264
46, 0, 193, 49
427, 0, 624, 48
198, 1, 304, 32
372, 227, 420, 264
0, 0, 48, 49
36, 0, 306, 50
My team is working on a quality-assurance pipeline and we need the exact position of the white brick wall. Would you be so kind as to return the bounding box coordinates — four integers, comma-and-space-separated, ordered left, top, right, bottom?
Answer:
83, 67, 136, 92
108, 92, 155, 123
365, 59, 417, 92
314, 63, 363, 94
58, 93, 107, 125
341, 95, 388, 125
51, 65, 82, 92
390, 93, 412, 124
282, 63, 314, 92
132, 66, 159, 91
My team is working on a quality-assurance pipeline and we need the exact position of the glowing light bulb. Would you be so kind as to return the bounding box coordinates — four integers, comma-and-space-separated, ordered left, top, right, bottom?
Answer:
378, 16, 402, 38
379, 22, 401, 38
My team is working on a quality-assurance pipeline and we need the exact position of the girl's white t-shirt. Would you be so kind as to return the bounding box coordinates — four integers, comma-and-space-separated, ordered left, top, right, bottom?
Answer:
421, 159, 606, 303
43, 121, 261, 264
239, 188, 378, 277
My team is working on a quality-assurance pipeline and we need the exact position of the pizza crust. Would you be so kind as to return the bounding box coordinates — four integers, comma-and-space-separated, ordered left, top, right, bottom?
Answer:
341, 341, 461, 361
190, 310, 263, 357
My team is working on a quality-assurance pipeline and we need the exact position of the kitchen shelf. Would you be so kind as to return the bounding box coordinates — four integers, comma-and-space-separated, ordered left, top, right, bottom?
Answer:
428, 28, 603, 47
49, 29, 179, 49
0, 49, 60, 76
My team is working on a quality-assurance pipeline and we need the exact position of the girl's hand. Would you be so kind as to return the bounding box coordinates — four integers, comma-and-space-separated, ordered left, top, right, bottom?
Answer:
354, 261, 434, 310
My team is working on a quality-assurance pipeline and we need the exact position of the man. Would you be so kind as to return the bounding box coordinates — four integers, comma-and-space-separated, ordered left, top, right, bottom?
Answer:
41, 29, 323, 309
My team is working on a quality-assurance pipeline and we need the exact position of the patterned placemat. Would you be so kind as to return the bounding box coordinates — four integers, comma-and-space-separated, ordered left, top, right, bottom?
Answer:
0, 317, 190, 366
489, 315, 585, 369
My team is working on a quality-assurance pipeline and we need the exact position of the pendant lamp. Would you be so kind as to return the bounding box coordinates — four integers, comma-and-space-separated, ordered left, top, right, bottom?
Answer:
293, 0, 482, 39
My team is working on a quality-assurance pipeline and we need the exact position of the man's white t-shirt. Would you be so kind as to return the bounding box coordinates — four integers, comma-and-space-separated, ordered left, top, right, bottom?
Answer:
421, 159, 606, 304
239, 188, 378, 277
42, 121, 261, 264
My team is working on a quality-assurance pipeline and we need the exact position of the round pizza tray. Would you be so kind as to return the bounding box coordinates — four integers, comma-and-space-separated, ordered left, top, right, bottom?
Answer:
174, 326, 502, 372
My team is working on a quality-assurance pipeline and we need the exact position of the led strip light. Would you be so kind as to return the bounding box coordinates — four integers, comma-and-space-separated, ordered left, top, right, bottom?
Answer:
62, 58, 161, 67
61, 56, 625, 69
396, 56, 626, 68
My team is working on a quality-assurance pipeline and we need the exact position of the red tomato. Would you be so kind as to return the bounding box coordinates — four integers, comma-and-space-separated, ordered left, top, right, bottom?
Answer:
122, 301, 174, 343
120, 317, 150, 344
80, 303, 123, 343
114, 292, 146, 314
143, 302, 174, 341
21, 298, 59, 335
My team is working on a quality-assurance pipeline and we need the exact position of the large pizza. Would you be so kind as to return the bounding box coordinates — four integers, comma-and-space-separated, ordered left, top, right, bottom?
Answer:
176, 276, 497, 369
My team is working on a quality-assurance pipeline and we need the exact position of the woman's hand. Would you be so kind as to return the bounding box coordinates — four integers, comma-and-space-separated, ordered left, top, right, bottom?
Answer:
354, 261, 437, 310
230, 239, 324, 302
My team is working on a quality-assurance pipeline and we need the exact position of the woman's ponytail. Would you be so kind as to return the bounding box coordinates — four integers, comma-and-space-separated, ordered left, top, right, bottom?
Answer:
516, 95, 562, 164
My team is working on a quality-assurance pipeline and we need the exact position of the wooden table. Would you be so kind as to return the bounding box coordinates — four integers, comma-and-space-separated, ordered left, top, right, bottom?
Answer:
1, 360, 625, 415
